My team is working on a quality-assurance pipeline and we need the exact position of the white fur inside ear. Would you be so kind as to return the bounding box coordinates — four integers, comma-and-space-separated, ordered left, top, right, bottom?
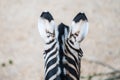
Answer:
64, 28, 68, 40
70, 20, 89, 43
77, 21, 89, 42
38, 17, 56, 41
38, 18, 47, 39
71, 21, 80, 34
49, 20, 55, 33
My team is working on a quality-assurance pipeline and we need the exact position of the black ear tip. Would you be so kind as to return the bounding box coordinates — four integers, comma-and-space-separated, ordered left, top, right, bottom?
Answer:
82, 13, 88, 20
40, 11, 54, 22
73, 12, 88, 23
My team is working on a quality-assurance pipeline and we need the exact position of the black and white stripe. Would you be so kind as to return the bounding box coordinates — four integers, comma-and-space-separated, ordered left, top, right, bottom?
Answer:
38, 11, 88, 80
44, 39, 61, 80
63, 39, 83, 80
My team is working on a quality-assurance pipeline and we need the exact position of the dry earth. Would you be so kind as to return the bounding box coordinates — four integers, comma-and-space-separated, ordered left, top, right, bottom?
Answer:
0, 0, 120, 80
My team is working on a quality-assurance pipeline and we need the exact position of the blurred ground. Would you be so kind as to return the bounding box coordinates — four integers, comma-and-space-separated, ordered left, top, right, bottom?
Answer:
0, 0, 120, 80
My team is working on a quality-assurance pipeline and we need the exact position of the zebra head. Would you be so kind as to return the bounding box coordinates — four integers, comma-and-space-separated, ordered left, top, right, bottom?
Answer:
38, 11, 88, 80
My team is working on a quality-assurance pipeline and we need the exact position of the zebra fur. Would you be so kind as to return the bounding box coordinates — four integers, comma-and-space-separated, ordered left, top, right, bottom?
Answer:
38, 11, 88, 80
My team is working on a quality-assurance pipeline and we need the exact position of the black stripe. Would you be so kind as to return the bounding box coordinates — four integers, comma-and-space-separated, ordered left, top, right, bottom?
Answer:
65, 43, 79, 65
78, 48, 83, 57
45, 48, 57, 66
55, 75, 61, 80
69, 40, 74, 45
46, 39, 55, 44
67, 39, 83, 58
64, 64, 79, 80
45, 64, 58, 80
65, 54, 78, 73
66, 74, 74, 80
45, 42, 56, 54
45, 57, 57, 72
67, 39, 81, 53
78, 61, 81, 78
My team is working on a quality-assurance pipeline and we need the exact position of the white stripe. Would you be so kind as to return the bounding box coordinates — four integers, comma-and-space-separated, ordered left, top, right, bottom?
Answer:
66, 69, 77, 80
45, 62, 57, 77
44, 46, 57, 61
64, 53, 79, 74
45, 51, 58, 68
44, 39, 56, 50
49, 67, 61, 80
66, 42, 79, 60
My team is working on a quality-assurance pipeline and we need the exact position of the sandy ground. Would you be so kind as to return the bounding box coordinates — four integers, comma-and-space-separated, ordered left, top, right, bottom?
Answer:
0, 0, 120, 80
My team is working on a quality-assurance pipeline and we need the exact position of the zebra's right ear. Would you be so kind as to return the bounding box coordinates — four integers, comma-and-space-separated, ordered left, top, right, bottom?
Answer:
38, 11, 56, 41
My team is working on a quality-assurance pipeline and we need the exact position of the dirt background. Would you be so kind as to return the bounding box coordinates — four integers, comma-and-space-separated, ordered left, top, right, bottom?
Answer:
0, 0, 120, 80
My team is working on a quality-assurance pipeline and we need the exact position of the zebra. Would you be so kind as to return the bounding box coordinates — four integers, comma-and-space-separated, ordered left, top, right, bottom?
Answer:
38, 11, 88, 80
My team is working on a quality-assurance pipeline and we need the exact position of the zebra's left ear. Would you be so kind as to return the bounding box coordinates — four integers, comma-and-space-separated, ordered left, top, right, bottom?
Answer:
69, 12, 89, 43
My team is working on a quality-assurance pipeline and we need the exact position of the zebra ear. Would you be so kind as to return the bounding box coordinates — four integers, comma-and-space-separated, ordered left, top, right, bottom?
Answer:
69, 12, 88, 43
38, 11, 56, 41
